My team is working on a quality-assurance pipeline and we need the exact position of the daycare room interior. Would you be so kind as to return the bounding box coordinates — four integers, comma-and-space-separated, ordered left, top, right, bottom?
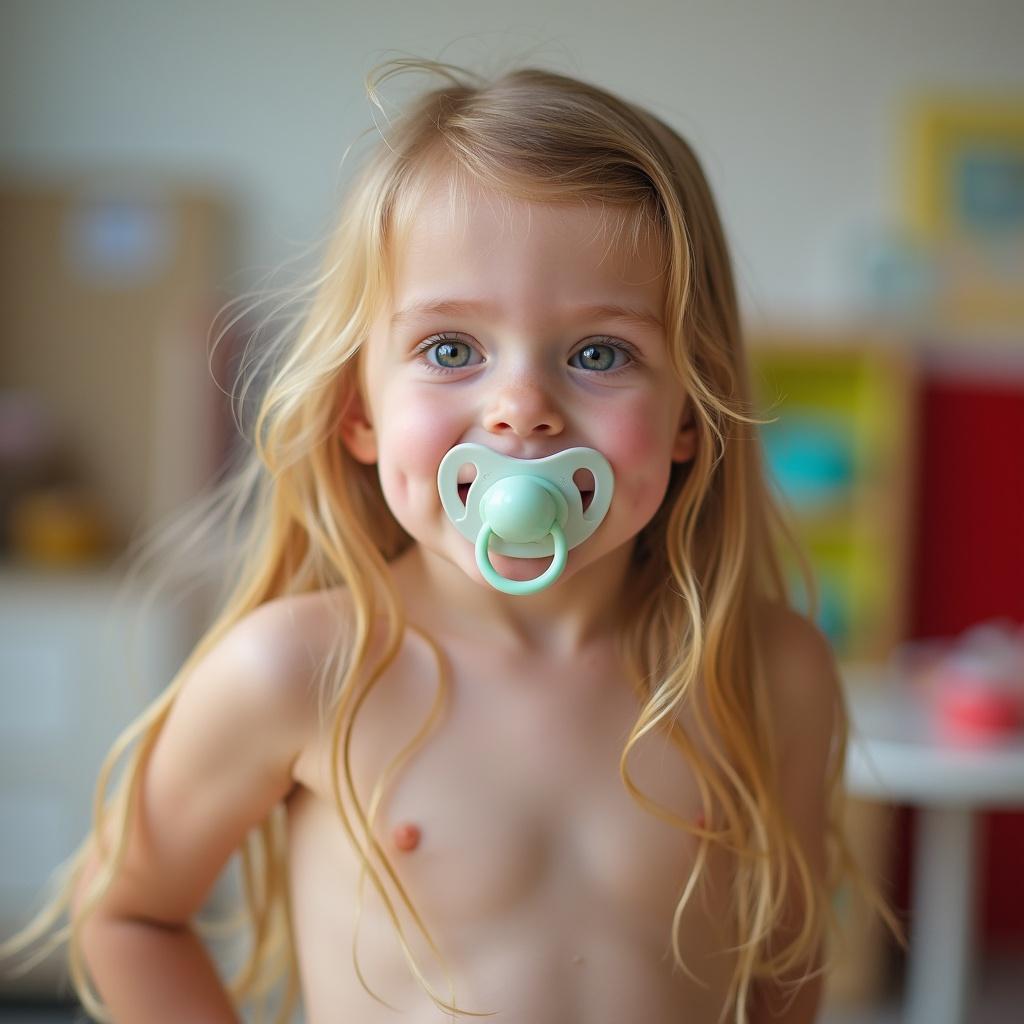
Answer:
1, 3, 1023, 1023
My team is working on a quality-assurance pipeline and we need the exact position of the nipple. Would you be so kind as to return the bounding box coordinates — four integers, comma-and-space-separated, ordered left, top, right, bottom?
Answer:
393, 822, 422, 852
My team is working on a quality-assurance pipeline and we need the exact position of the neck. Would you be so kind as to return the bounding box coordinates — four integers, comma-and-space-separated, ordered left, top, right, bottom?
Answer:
390, 537, 637, 659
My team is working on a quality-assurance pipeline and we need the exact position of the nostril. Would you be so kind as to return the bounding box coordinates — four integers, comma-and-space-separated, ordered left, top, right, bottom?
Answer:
457, 483, 470, 506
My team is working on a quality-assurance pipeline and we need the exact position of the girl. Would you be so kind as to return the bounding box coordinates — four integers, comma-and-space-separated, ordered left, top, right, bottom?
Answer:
1, 57, 904, 1023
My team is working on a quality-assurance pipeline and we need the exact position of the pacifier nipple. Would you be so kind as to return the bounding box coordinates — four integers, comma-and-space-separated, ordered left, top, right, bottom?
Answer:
437, 442, 614, 596
476, 475, 569, 595
481, 476, 561, 544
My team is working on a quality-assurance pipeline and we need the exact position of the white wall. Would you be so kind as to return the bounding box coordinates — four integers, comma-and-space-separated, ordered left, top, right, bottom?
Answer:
2, 0, 1022, 324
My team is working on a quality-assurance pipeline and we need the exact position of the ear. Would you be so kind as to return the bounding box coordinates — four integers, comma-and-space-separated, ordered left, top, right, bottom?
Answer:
338, 383, 377, 465
672, 403, 697, 464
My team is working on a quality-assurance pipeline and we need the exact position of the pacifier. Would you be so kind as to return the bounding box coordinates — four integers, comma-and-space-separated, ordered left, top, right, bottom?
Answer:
437, 442, 614, 596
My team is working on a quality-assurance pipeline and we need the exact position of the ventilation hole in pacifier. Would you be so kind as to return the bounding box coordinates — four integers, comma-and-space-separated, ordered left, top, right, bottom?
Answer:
456, 462, 477, 507
573, 468, 596, 512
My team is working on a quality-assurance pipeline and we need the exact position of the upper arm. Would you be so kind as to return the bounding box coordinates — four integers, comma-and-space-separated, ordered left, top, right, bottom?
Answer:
71, 597, 319, 928
766, 605, 842, 888
750, 604, 843, 1022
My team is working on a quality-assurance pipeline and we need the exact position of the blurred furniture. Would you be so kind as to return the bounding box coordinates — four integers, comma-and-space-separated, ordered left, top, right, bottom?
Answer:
748, 330, 917, 660
0, 180, 236, 551
904, 96, 1024, 331
0, 177, 239, 997
748, 329, 919, 1006
900, 341, 1024, 954
0, 565, 196, 995
842, 662, 1024, 1024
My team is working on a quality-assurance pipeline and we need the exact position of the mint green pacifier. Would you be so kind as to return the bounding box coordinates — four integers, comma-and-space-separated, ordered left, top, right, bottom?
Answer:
437, 442, 615, 596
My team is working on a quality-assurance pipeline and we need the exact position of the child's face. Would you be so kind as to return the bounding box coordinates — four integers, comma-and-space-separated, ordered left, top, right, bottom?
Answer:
344, 178, 695, 601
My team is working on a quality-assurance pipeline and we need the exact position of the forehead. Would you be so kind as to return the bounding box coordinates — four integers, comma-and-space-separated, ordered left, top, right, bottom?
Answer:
385, 176, 667, 315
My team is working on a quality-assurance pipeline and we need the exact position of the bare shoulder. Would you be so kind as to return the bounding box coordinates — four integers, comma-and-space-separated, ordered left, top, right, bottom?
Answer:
752, 599, 844, 881
69, 587, 355, 926
231, 587, 356, 727
746, 609, 840, 1018
755, 598, 843, 749
757, 598, 843, 716
238, 587, 354, 675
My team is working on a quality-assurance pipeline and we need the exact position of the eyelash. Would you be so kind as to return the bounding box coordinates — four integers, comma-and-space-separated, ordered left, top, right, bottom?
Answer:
412, 333, 641, 377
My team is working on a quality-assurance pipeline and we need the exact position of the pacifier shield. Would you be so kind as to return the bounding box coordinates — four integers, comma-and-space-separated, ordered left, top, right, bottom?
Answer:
434, 444, 610, 561
437, 442, 614, 595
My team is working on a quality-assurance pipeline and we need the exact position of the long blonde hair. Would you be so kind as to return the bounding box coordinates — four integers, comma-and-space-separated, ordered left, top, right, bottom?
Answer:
1, 56, 904, 1023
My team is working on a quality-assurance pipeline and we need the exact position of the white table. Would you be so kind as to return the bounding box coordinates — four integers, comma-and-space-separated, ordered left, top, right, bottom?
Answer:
841, 665, 1024, 1024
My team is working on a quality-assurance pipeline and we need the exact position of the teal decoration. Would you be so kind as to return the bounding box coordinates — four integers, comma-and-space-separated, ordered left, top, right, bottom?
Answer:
762, 417, 855, 510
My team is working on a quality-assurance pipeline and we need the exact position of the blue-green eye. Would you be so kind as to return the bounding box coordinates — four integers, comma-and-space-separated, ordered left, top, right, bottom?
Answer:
416, 335, 479, 372
573, 343, 618, 372
413, 334, 638, 376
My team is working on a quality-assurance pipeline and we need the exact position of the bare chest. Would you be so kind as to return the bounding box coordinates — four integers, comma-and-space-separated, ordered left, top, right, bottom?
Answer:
285, 632, 738, 1023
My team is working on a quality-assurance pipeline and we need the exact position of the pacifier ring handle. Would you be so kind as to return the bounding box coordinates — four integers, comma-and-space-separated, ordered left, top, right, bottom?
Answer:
475, 520, 568, 596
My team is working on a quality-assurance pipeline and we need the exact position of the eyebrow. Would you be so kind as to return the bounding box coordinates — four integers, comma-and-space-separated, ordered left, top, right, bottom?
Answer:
389, 297, 664, 333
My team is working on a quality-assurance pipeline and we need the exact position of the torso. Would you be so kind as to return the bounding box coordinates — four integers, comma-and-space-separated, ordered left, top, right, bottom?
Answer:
284, 579, 742, 1023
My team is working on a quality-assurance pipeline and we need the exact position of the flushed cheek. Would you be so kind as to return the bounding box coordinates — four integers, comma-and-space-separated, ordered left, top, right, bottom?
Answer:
598, 413, 674, 519
377, 394, 462, 506
602, 412, 661, 463
611, 462, 673, 526
631, 464, 675, 522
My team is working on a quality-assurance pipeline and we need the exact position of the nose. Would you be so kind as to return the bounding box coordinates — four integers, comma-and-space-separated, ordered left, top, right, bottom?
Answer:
482, 380, 565, 440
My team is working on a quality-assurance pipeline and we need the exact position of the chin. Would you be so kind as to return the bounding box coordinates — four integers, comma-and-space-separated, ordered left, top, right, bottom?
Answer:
470, 544, 589, 590
487, 551, 560, 580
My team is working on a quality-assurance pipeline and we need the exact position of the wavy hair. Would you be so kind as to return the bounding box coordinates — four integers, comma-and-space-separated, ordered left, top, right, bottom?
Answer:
1, 56, 905, 1023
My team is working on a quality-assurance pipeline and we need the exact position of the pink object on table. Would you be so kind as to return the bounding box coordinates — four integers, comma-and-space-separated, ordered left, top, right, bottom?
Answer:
907, 621, 1024, 744
888, 618, 1024, 749
934, 670, 1023, 741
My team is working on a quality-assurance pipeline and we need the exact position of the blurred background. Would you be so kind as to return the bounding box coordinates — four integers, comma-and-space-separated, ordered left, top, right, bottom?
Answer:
1, 2, 1022, 1022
